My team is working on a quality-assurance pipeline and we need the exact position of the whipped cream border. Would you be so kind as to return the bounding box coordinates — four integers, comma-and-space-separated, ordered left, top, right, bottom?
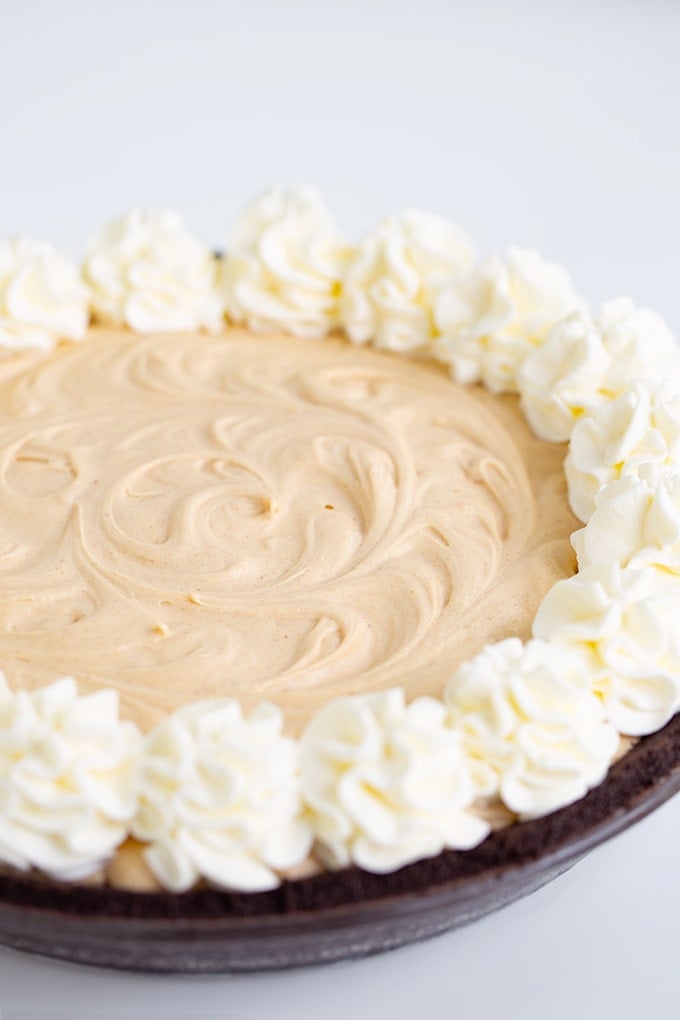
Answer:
0, 187, 678, 892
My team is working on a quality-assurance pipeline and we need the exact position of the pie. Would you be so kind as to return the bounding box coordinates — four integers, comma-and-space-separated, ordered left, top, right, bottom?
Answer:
0, 189, 678, 962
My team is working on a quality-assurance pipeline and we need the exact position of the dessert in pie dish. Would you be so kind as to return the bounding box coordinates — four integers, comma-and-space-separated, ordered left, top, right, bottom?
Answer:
0, 187, 679, 906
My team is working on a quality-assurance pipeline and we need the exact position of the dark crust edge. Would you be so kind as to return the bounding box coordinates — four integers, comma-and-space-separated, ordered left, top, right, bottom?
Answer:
1, 713, 679, 921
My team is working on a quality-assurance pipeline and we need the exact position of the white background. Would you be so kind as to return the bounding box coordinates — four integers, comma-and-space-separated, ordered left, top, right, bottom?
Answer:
1, 1, 679, 1017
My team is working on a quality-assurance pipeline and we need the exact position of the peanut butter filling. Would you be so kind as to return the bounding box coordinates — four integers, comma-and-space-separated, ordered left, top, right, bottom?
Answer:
0, 327, 577, 736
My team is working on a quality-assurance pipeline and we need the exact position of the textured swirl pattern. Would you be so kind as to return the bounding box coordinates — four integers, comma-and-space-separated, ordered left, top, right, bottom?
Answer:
0, 328, 576, 736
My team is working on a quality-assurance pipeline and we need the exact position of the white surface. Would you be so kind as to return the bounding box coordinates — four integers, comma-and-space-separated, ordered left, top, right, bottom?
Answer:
0, 1, 679, 1016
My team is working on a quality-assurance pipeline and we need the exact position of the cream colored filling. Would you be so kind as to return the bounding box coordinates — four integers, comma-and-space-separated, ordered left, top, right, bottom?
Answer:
0, 327, 578, 741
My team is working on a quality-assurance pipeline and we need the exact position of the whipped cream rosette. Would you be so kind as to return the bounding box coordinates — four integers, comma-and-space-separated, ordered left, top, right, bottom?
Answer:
444, 638, 619, 819
133, 700, 312, 893
566, 377, 680, 523
534, 564, 680, 737
433, 247, 583, 393
0, 237, 89, 351
84, 209, 223, 334
519, 298, 680, 442
572, 464, 680, 575
300, 689, 488, 872
341, 210, 475, 353
221, 186, 351, 339
0, 676, 141, 880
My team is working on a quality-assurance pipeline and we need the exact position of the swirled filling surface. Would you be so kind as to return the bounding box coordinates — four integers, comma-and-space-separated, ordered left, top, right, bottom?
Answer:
0, 328, 577, 732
